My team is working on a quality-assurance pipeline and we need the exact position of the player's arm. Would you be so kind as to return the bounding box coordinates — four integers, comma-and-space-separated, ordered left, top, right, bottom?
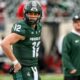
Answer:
1, 33, 25, 61
1, 33, 25, 73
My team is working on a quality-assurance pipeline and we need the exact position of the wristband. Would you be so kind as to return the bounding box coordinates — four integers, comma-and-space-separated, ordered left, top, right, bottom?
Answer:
12, 60, 19, 65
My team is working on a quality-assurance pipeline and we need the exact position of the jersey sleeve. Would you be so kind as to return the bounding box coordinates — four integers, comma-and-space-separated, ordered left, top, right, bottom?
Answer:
11, 23, 26, 36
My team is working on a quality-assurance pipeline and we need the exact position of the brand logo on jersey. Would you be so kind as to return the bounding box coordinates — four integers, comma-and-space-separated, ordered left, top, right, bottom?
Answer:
31, 32, 34, 34
75, 40, 79, 43
26, 72, 30, 76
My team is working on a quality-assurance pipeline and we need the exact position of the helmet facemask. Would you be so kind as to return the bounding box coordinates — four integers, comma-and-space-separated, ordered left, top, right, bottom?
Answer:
25, 11, 41, 25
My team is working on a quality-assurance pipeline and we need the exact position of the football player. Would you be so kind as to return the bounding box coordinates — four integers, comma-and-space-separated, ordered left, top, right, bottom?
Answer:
1, 1, 42, 80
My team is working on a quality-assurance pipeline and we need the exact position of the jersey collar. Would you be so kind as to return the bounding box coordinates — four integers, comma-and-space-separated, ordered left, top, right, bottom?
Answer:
72, 29, 80, 36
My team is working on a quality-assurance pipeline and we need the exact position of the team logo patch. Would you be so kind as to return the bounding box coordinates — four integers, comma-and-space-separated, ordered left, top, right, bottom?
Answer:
75, 40, 79, 43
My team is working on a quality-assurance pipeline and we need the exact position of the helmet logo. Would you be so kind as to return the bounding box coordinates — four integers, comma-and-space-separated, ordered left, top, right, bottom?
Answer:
31, 1, 38, 11
31, 7, 38, 11
32, 1, 37, 7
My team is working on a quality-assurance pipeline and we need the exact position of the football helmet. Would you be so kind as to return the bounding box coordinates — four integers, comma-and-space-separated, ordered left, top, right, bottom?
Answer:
24, 1, 42, 25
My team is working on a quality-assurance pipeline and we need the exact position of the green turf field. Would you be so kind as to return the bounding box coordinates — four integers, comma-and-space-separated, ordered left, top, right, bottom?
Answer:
0, 74, 64, 80
41, 74, 64, 80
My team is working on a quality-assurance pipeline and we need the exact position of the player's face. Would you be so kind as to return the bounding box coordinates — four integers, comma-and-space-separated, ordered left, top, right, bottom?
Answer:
73, 20, 80, 32
26, 12, 40, 21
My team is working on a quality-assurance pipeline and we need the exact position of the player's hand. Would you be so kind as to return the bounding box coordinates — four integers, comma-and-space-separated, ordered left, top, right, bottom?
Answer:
14, 63, 22, 73
69, 69, 77, 74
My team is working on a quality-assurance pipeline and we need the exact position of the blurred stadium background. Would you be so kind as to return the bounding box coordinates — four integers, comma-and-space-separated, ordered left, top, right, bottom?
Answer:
0, 0, 80, 80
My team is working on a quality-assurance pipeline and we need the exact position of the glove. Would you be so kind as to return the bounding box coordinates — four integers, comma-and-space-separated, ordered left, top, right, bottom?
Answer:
8, 65, 14, 74
2, 63, 14, 74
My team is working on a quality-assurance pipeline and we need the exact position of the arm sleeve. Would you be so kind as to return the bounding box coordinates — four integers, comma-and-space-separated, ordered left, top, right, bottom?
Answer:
62, 36, 75, 71
11, 23, 26, 36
